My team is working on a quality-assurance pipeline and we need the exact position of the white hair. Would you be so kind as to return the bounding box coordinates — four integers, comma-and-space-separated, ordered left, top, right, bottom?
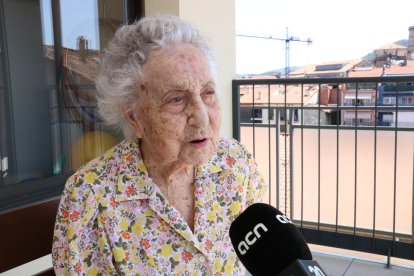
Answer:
96, 15, 217, 140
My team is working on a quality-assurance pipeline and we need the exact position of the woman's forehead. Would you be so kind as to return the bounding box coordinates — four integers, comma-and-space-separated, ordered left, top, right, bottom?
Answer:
141, 45, 215, 89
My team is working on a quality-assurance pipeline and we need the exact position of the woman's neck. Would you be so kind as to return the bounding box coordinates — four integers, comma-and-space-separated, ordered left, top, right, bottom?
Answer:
146, 161, 195, 188
139, 139, 195, 186
144, 157, 196, 231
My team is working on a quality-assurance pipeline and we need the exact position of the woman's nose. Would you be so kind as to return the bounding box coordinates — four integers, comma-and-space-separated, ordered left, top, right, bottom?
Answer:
187, 98, 209, 128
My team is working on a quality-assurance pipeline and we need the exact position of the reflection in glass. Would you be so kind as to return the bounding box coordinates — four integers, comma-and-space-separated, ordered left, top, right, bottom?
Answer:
0, 0, 124, 186
44, 0, 123, 174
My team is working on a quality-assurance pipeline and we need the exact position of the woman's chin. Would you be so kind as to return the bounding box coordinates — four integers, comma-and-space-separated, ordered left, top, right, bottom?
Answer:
181, 145, 214, 166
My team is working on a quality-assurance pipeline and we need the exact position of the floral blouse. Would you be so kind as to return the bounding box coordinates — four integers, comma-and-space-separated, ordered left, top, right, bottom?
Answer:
52, 137, 266, 275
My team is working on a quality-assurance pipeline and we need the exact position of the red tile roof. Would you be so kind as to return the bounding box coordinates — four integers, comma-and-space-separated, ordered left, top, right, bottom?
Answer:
239, 82, 319, 105
44, 45, 101, 82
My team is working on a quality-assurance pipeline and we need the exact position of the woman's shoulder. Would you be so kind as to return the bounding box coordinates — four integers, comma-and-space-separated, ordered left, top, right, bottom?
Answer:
216, 137, 253, 160
65, 139, 139, 196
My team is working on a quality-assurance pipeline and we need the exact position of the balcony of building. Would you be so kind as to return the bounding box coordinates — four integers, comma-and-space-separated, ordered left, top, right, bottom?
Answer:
233, 75, 414, 275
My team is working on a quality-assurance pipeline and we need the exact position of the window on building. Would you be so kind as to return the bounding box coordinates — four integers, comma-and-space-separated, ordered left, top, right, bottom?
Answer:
401, 96, 414, 104
253, 108, 263, 123
0, 0, 143, 211
383, 97, 396, 105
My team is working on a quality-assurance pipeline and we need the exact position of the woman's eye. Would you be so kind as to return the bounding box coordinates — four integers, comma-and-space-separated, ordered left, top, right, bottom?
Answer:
168, 96, 185, 104
171, 96, 183, 103
202, 90, 216, 104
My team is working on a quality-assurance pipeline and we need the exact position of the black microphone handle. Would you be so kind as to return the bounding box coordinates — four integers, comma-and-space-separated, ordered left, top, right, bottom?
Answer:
278, 259, 327, 276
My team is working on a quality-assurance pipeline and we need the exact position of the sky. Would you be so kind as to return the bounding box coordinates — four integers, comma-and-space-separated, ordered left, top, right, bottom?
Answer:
236, 0, 414, 75
39, 0, 414, 75
40, 0, 100, 50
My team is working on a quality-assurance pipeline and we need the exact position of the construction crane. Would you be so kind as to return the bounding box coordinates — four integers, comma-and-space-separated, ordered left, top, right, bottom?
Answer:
237, 27, 312, 77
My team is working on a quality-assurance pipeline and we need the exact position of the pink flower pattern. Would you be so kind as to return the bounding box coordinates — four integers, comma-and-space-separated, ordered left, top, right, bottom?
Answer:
52, 137, 266, 275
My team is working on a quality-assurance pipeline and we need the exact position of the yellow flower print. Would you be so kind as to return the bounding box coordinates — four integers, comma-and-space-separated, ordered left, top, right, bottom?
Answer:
212, 202, 220, 213
236, 174, 244, 185
137, 161, 147, 173
210, 227, 217, 237
69, 239, 77, 251
173, 254, 180, 262
118, 183, 126, 192
84, 171, 98, 183
228, 252, 237, 263
211, 165, 221, 173
130, 253, 140, 263
132, 224, 143, 236
243, 172, 250, 186
100, 198, 109, 207
161, 244, 173, 257
113, 247, 126, 263
68, 226, 74, 240
85, 266, 98, 276
82, 204, 94, 223
213, 260, 222, 271
120, 218, 129, 232
95, 193, 102, 202
208, 184, 214, 193
103, 148, 114, 159
136, 214, 146, 225
224, 262, 234, 274
144, 209, 153, 217
95, 187, 105, 201
229, 202, 241, 215
71, 188, 77, 199
98, 237, 106, 248
206, 211, 216, 222
147, 256, 155, 266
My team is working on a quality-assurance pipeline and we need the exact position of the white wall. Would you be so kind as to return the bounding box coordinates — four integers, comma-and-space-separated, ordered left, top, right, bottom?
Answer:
145, 0, 236, 138
144, 0, 179, 16
395, 111, 414, 126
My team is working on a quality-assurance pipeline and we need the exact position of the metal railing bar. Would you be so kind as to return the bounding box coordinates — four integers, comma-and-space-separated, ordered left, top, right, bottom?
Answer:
268, 85, 272, 204
318, 83, 321, 238
335, 82, 340, 247
276, 110, 280, 210
412, 144, 414, 244
301, 84, 304, 231
284, 84, 288, 215
241, 124, 414, 132
240, 105, 414, 111
232, 81, 241, 140
372, 82, 379, 247
252, 85, 256, 157
392, 83, 400, 256
353, 83, 359, 249
289, 110, 294, 219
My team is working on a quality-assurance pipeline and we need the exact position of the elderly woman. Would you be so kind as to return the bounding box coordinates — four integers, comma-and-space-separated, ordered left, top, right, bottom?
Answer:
52, 15, 266, 275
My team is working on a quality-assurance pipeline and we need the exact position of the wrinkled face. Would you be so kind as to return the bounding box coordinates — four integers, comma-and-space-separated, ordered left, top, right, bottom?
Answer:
129, 44, 221, 167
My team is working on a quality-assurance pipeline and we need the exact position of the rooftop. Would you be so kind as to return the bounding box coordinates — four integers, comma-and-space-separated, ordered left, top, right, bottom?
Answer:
239, 83, 319, 105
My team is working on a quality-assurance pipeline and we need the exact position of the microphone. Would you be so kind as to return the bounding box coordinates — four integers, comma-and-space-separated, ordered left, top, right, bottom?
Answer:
229, 203, 326, 276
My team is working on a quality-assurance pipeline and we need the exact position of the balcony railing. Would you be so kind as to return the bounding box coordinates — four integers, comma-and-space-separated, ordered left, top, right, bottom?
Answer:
232, 76, 414, 262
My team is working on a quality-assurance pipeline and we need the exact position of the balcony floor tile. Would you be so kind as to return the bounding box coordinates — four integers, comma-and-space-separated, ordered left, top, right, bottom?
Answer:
313, 252, 414, 276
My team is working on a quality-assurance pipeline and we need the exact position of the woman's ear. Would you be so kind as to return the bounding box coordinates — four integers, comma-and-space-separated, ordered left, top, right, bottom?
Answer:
126, 111, 144, 139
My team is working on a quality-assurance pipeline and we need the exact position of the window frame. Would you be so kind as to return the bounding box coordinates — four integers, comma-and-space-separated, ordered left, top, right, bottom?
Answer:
0, 0, 143, 212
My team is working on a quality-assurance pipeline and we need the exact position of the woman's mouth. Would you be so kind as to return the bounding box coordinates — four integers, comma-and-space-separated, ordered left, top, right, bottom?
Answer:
189, 138, 208, 148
